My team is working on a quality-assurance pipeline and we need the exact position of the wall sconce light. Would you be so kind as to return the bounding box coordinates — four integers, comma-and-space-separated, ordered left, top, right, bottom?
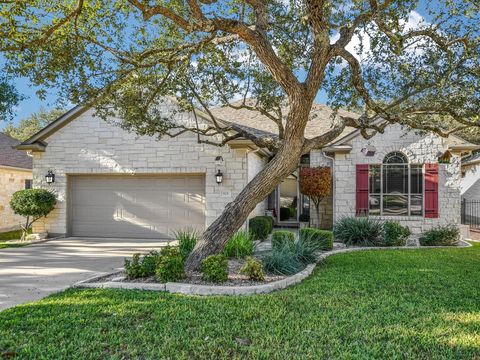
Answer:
45, 170, 55, 184
215, 170, 223, 184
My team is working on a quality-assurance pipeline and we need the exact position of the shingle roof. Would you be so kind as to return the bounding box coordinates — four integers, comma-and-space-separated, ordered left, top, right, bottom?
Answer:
0, 133, 32, 169
210, 99, 358, 144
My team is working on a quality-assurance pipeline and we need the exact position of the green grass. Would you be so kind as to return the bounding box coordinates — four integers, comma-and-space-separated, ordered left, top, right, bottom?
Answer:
1, 244, 479, 359
0, 229, 31, 249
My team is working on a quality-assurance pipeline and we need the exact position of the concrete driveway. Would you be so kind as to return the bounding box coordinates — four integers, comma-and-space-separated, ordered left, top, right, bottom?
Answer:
0, 237, 170, 311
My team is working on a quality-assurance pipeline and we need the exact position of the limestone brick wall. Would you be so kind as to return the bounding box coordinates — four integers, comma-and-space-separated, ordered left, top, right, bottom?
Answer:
333, 124, 461, 235
31, 100, 262, 236
0, 167, 32, 232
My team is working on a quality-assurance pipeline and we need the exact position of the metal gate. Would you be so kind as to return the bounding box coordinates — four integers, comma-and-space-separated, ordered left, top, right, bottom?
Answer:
461, 199, 480, 229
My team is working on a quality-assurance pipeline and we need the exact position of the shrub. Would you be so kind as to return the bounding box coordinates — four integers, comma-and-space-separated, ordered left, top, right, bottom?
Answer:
124, 253, 143, 279
262, 244, 303, 275
333, 217, 383, 246
271, 230, 295, 249
382, 221, 411, 246
293, 236, 320, 265
223, 231, 254, 259
202, 254, 228, 282
155, 247, 185, 282
419, 224, 460, 246
10, 189, 56, 240
124, 251, 160, 279
240, 256, 265, 281
174, 228, 198, 260
249, 216, 273, 241
299, 228, 334, 250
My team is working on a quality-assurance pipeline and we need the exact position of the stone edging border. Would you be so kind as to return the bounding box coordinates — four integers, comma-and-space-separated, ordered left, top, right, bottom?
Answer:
73, 240, 473, 296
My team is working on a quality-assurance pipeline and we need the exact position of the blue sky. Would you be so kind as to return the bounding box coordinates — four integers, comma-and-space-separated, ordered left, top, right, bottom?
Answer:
0, 0, 438, 128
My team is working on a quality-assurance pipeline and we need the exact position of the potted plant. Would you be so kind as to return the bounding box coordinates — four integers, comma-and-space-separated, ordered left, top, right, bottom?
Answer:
299, 213, 310, 228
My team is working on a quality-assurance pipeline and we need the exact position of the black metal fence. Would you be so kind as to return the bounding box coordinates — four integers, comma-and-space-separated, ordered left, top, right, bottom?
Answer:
461, 199, 480, 229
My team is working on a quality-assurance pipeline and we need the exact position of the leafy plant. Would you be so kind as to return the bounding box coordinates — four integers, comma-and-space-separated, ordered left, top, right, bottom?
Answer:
202, 254, 228, 283
155, 247, 185, 282
299, 167, 332, 227
240, 256, 265, 281
299, 228, 334, 250
249, 216, 273, 241
333, 217, 384, 246
223, 231, 254, 259
271, 230, 295, 249
10, 189, 56, 240
174, 228, 198, 261
293, 236, 320, 265
262, 244, 303, 275
382, 221, 411, 246
124, 251, 161, 279
419, 225, 460, 246
124, 254, 144, 279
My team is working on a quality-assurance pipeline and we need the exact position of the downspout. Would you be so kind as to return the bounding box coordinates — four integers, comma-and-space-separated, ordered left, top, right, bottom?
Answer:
322, 150, 335, 227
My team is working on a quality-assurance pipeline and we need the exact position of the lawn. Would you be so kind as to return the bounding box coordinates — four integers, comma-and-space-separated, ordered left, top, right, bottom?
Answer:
1, 243, 479, 359
0, 229, 31, 249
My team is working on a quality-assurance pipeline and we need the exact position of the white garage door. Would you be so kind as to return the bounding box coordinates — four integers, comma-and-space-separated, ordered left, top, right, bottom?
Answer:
69, 175, 205, 239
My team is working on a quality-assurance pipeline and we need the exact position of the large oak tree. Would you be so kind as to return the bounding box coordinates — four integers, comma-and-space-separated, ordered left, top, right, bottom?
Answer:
1, 0, 479, 270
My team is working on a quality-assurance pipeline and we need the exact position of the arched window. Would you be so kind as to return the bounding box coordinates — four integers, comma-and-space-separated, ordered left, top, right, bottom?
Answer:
383, 151, 408, 164
368, 152, 423, 216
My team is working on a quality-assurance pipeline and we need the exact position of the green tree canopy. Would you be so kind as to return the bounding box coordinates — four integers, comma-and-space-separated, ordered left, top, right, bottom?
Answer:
0, 76, 22, 122
1, 0, 478, 268
4, 107, 65, 141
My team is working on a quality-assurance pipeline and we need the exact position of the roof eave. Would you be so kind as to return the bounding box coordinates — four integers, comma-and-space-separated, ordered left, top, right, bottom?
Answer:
321, 145, 352, 153
448, 144, 480, 152
15, 143, 47, 152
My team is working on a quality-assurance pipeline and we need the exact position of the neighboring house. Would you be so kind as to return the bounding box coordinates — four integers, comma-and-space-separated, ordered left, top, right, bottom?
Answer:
0, 133, 33, 232
15, 98, 479, 239
459, 153, 480, 228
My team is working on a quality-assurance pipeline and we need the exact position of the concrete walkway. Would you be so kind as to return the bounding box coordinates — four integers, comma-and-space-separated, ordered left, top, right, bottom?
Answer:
0, 237, 169, 311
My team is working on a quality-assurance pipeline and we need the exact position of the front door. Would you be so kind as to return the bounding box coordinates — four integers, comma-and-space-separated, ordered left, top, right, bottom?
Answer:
278, 171, 299, 223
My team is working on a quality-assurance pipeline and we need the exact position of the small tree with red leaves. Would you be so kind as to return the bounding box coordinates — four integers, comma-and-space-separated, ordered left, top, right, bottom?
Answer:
299, 167, 332, 228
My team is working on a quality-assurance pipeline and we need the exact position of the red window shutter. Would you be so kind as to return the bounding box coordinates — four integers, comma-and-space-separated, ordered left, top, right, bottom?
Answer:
424, 163, 439, 218
356, 164, 369, 216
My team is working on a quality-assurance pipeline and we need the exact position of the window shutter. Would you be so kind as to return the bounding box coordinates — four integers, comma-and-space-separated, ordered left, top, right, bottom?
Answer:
424, 163, 439, 218
356, 164, 369, 216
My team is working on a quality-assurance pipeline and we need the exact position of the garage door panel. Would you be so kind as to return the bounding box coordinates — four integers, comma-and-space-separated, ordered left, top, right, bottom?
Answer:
70, 175, 205, 238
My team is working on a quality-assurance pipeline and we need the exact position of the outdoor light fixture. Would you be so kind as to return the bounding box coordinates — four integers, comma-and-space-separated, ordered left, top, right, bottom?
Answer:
215, 170, 223, 184
45, 170, 55, 184
361, 145, 376, 157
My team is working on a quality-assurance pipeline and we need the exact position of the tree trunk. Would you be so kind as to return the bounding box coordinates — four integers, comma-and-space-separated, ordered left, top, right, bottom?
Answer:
185, 97, 313, 271
314, 201, 321, 229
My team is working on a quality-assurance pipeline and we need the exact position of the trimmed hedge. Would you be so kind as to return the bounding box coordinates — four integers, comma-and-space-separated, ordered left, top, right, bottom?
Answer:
249, 216, 273, 241
299, 228, 333, 250
419, 224, 460, 246
271, 230, 295, 249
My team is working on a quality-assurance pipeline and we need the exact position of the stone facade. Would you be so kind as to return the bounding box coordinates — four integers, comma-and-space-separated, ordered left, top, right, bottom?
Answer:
0, 167, 32, 232
332, 124, 462, 235
31, 100, 267, 236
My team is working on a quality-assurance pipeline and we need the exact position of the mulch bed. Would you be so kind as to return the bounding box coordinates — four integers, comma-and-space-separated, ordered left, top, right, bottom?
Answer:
91, 258, 285, 286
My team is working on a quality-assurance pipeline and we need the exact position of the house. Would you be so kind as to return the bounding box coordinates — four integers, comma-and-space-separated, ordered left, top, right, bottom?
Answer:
15, 98, 479, 240
459, 153, 480, 228
0, 133, 33, 232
